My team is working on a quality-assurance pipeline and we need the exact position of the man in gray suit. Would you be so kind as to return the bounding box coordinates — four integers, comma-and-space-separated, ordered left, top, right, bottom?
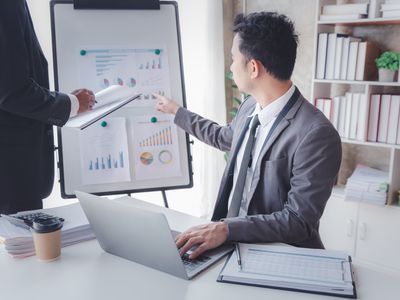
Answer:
155, 12, 342, 259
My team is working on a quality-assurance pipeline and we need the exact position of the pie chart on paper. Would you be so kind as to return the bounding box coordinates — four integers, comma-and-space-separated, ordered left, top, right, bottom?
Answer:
140, 152, 154, 166
158, 150, 173, 164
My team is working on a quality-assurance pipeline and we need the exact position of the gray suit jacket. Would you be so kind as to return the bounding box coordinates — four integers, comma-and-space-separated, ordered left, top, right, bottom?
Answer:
174, 89, 342, 249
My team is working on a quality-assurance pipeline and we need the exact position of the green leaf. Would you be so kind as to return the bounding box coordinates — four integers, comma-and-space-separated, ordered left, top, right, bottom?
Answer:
375, 51, 400, 70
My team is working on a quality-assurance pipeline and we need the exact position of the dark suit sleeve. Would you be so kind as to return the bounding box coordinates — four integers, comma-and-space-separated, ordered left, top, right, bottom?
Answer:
0, 0, 71, 126
223, 123, 342, 246
173, 97, 252, 152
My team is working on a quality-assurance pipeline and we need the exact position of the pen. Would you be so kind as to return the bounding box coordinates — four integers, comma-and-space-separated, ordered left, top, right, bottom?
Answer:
235, 243, 242, 270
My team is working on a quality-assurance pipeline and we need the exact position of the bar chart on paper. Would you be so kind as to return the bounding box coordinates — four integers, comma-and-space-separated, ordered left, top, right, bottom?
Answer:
78, 47, 171, 101
80, 118, 131, 185
132, 116, 181, 180
138, 126, 174, 147
88, 152, 125, 171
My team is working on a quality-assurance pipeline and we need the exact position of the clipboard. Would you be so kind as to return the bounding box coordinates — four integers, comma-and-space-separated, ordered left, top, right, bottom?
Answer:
217, 244, 357, 299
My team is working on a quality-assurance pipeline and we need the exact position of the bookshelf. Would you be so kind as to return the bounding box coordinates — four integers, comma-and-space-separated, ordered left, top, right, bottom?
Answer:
311, 0, 400, 206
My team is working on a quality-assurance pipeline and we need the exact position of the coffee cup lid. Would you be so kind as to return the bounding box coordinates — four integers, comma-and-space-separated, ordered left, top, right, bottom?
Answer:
31, 216, 63, 233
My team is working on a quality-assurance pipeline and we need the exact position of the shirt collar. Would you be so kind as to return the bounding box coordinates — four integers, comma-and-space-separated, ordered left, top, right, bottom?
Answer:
249, 84, 295, 126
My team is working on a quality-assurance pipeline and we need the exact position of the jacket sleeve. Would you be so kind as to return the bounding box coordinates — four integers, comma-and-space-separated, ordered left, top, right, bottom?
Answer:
173, 98, 250, 152
0, 0, 71, 127
223, 123, 342, 246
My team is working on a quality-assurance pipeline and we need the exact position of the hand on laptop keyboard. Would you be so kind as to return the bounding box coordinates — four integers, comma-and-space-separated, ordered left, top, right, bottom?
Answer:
181, 252, 211, 272
175, 222, 229, 259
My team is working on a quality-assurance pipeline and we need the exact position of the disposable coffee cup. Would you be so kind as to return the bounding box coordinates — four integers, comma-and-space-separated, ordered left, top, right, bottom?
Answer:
31, 216, 63, 262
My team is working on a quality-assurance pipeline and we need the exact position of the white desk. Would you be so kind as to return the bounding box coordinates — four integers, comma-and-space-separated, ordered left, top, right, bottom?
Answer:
1, 197, 399, 300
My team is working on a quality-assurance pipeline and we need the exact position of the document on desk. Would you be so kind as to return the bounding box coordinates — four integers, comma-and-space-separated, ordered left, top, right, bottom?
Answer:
217, 244, 356, 298
0, 203, 95, 258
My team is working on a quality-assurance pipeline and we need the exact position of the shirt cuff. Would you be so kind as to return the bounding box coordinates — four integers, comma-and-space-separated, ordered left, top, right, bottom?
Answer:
68, 94, 79, 118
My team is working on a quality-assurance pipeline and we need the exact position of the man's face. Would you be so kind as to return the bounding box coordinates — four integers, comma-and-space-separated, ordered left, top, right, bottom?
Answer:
230, 34, 251, 93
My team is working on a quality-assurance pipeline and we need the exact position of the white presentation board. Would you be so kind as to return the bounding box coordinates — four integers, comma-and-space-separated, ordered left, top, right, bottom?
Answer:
51, 0, 193, 198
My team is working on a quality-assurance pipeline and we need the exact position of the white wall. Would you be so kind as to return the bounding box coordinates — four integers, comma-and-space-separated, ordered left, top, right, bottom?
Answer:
27, 0, 227, 216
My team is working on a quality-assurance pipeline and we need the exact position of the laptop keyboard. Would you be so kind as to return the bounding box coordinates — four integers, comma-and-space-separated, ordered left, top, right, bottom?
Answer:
181, 253, 211, 272
171, 230, 212, 272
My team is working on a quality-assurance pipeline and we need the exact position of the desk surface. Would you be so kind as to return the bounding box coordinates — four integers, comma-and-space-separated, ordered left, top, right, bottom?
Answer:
1, 197, 399, 300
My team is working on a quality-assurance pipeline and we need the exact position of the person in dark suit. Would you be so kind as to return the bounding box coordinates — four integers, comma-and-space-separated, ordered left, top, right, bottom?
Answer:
155, 12, 342, 259
0, 0, 95, 214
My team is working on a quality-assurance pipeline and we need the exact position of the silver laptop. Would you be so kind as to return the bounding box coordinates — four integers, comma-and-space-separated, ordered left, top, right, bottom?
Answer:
76, 191, 233, 279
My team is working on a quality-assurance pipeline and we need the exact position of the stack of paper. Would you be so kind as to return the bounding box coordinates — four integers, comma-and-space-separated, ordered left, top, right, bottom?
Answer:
218, 244, 356, 298
0, 203, 95, 258
345, 165, 389, 205
319, 3, 369, 21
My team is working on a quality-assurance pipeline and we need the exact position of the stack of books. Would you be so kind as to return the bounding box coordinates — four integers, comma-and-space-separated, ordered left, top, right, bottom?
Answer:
345, 165, 389, 206
315, 93, 369, 142
381, 0, 400, 18
368, 94, 400, 144
0, 203, 95, 258
315, 93, 400, 145
319, 3, 369, 21
316, 33, 379, 81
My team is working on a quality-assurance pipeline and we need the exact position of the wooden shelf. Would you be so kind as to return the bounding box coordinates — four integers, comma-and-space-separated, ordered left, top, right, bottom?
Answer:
313, 79, 400, 86
318, 17, 400, 26
341, 138, 400, 149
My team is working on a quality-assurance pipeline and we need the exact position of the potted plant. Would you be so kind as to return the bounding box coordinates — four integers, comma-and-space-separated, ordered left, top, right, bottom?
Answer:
375, 51, 400, 82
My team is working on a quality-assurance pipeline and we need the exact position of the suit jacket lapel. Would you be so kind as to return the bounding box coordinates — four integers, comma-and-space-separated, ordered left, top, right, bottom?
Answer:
212, 115, 253, 220
246, 95, 305, 202
247, 119, 290, 201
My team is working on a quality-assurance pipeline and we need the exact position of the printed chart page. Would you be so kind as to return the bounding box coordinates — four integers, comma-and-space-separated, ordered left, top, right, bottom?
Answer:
131, 115, 182, 181
79, 117, 131, 185
219, 244, 355, 297
77, 46, 171, 102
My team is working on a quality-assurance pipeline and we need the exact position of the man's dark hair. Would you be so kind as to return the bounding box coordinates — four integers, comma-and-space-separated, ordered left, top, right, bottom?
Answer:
233, 12, 298, 81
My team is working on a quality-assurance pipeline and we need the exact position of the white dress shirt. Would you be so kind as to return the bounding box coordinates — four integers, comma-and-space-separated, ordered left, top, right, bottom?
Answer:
69, 94, 79, 117
228, 84, 295, 216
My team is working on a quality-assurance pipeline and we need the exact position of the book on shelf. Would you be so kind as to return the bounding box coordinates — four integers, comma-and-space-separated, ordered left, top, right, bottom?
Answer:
319, 13, 367, 21
334, 37, 345, 79
347, 41, 360, 81
397, 108, 400, 144
382, 9, 400, 17
316, 33, 328, 79
340, 37, 362, 80
377, 94, 392, 143
367, 94, 381, 142
338, 96, 347, 136
332, 96, 341, 130
65, 85, 140, 129
321, 3, 369, 15
315, 98, 332, 120
349, 93, 360, 139
326, 33, 347, 79
357, 94, 369, 141
381, 3, 400, 10
355, 41, 380, 81
369, 0, 385, 18
344, 93, 353, 138
387, 95, 400, 144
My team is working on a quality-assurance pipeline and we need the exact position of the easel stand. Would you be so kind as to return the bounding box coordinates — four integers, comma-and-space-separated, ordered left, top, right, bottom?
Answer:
161, 190, 169, 208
